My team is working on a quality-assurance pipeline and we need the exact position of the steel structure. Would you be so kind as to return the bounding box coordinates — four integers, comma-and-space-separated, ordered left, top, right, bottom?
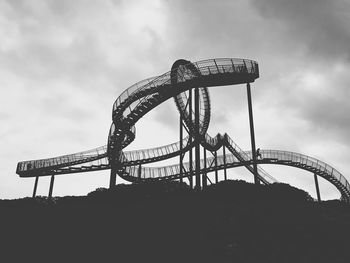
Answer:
16, 58, 350, 202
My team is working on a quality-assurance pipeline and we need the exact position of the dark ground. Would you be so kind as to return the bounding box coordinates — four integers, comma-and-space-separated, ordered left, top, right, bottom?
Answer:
1, 180, 349, 263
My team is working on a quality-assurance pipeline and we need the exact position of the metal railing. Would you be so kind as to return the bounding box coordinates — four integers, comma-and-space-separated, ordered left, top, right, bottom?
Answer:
112, 58, 258, 121
224, 134, 277, 184
16, 145, 108, 173
259, 150, 350, 194
121, 149, 349, 198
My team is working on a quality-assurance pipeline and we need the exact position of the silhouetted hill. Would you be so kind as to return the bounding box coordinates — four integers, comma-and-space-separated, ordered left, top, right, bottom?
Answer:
0, 180, 349, 263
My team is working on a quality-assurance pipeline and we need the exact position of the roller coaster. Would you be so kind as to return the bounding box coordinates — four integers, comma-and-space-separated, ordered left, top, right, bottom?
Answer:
16, 58, 350, 202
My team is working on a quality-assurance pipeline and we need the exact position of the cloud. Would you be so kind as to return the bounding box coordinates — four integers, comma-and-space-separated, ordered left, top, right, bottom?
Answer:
251, 0, 350, 62
298, 68, 350, 144
0, 0, 171, 198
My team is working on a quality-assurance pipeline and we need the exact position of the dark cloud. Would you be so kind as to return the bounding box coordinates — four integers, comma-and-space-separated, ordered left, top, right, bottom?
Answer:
251, 0, 350, 62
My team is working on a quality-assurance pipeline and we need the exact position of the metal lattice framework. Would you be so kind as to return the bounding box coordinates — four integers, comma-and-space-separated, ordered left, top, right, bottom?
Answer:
16, 58, 350, 202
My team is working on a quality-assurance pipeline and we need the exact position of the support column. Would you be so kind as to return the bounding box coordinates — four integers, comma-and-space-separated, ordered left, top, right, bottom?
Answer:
138, 164, 142, 180
246, 83, 259, 184
48, 175, 55, 198
109, 163, 117, 189
32, 176, 39, 198
109, 148, 119, 188
214, 151, 218, 184
223, 146, 227, 181
314, 173, 321, 202
194, 87, 201, 190
188, 89, 193, 189
179, 115, 183, 183
202, 147, 207, 188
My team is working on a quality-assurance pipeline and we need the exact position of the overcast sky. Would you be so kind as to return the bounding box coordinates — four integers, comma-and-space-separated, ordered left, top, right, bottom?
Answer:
1, 0, 350, 200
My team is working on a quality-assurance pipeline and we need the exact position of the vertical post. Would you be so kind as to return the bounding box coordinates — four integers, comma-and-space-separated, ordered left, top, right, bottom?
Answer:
223, 146, 227, 181
179, 115, 183, 183
48, 175, 55, 198
32, 176, 39, 198
246, 83, 259, 184
202, 147, 207, 188
109, 147, 120, 188
188, 89, 193, 189
138, 164, 142, 180
109, 164, 117, 188
314, 173, 321, 202
214, 151, 218, 184
194, 87, 201, 190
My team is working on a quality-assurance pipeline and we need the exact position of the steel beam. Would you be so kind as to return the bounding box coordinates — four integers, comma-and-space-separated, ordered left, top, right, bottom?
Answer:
109, 147, 120, 188
188, 89, 193, 189
194, 87, 201, 190
138, 164, 142, 179
109, 166, 117, 188
202, 147, 207, 188
246, 83, 259, 184
223, 146, 227, 180
214, 151, 218, 183
48, 175, 55, 198
314, 173, 321, 202
32, 176, 39, 198
179, 115, 183, 183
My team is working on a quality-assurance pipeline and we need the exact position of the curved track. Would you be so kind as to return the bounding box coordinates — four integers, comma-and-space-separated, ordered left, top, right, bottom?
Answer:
16, 58, 350, 202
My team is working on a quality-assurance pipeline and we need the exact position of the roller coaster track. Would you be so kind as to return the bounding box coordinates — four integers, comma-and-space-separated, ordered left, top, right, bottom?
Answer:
16, 58, 350, 202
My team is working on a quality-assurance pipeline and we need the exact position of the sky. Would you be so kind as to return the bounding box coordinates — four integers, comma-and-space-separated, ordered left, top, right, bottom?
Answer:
1, 0, 350, 200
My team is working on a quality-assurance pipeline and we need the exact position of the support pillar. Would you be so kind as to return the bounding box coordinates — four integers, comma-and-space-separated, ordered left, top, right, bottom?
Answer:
188, 89, 193, 189
109, 148, 119, 188
314, 173, 321, 202
138, 164, 142, 180
48, 175, 55, 198
202, 147, 207, 188
246, 83, 259, 184
194, 87, 201, 190
32, 176, 39, 198
109, 165, 117, 189
223, 146, 227, 181
179, 115, 183, 183
214, 151, 218, 184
